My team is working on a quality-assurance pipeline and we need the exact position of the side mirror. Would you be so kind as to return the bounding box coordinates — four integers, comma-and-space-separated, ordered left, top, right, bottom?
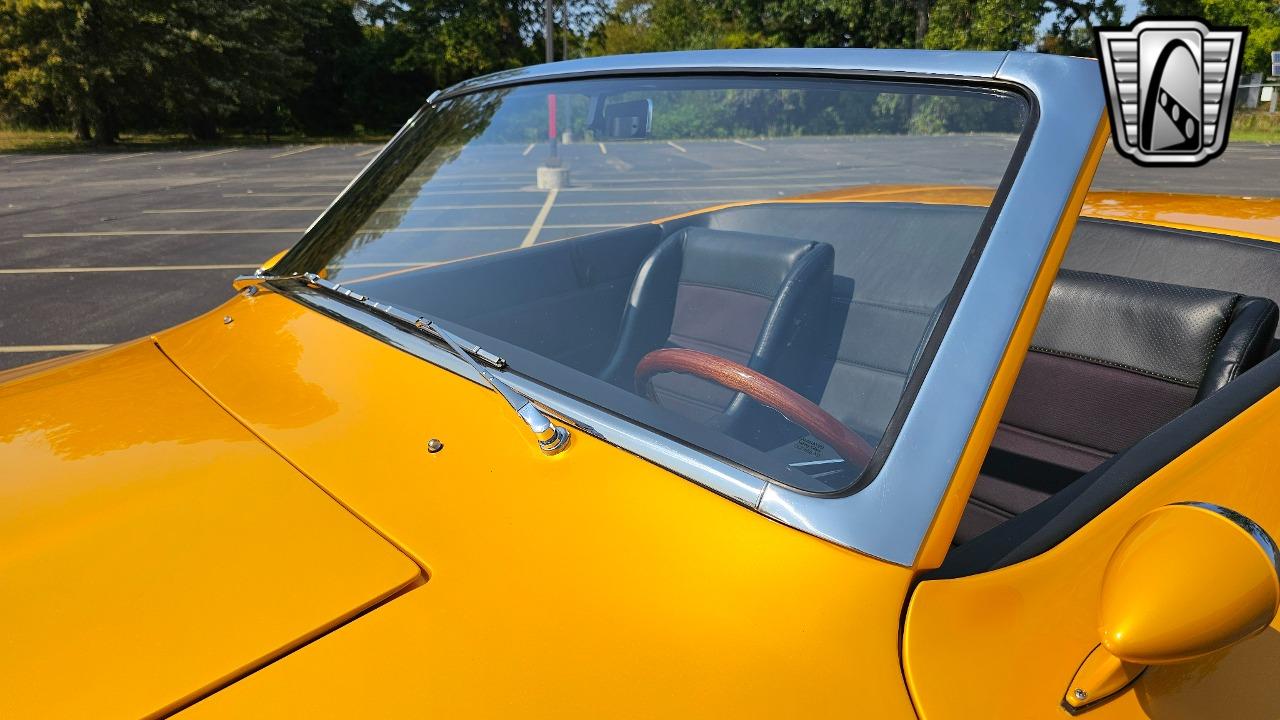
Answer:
1064, 502, 1279, 712
600, 98, 652, 140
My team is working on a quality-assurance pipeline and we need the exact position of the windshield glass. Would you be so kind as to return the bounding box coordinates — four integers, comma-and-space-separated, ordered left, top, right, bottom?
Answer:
278, 74, 1030, 493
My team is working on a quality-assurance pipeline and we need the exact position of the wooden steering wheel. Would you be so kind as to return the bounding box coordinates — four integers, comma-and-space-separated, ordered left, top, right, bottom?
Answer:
635, 348, 875, 467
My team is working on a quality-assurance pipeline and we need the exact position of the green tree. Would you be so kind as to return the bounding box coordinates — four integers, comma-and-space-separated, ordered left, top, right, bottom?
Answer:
0, 0, 329, 143
0, 0, 153, 142
1147, 0, 1280, 74
385, 0, 538, 89
924, 0, 1121, 53
924, 0, 1042, 50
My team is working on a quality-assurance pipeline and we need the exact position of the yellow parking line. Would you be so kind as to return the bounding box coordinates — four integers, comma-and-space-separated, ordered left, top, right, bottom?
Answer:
598, 142, 607, 155
520, 189, 559, 247
187, 148, 241, 160
98, 152, 155, 163
0, 261, 449, 275
0, 344, 110, 353
24, 228, 304, 238
0, 264, 257, 274
733, 139, 767, 152
270, 145, 323, 159
143, 207, 327, 214
667, 141, 687, 153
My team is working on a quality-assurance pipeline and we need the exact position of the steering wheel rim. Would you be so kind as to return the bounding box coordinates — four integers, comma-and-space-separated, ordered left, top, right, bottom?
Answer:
634, 348, 875, 467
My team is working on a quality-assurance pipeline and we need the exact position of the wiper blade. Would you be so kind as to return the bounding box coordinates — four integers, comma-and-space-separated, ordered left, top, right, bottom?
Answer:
244, 271, 570, 455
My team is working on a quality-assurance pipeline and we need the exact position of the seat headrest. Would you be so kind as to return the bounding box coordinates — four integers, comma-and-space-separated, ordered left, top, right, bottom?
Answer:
1034, 270, 1277, 398
673, 227, 826, 300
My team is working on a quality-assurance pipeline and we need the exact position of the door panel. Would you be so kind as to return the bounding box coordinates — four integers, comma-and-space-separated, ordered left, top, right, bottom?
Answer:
902, 384, 1280, 719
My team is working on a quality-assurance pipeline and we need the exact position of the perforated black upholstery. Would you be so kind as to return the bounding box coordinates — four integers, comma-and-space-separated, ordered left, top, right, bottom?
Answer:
955, 270, 1278, 544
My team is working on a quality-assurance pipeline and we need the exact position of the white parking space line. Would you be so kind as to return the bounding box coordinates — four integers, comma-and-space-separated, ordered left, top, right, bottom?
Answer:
521, 189, 559, 248
24, 228, 304, 238
12, 155, 71, 165
733, 139, 767, 152
598, 142, 608, 155
23, 223, 624, 239
223, 192, 337, 198
187, 148, 241, 160
0, 264, 258, 274
354, 146, 383, 158
373, 199, 728, 212
522, 143, 536, 156
270, 145, 324, 159
666, 141, 687, 153
0, 344, 110, 353
98, 152, 155, 163
0, 261, 469, 275
143, 207, 327, 214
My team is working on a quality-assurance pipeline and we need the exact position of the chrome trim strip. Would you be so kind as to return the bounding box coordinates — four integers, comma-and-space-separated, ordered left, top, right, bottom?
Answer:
438, 49, 1012, 99
282, 287, 769, 507
272, 51, 1107, 567
757, 53, 1105, 565
1177, 502, 1280, 570
262, 106, 432, 276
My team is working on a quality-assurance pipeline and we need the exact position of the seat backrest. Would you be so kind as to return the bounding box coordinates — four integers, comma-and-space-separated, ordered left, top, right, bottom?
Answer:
599, 227, 833, 428
958, 270, 1278, 544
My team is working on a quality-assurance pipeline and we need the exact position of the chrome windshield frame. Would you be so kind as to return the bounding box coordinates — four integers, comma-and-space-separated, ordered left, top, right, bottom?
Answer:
270, 49, 1106, 567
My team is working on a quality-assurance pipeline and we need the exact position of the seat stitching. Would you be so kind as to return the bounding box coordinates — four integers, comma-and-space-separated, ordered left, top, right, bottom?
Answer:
995, 422, 1113, 461
678, 279, 775, 300
668, 333, 752, 360
827, 355, 910, 378
832, 296, 934, 315
1226, 302, 1272, 383
1199, 295, 1237, 378
1028, 346, 1198, 387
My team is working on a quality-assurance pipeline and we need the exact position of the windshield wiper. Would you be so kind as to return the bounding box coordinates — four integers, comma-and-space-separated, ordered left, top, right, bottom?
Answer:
234, 271, 571, 455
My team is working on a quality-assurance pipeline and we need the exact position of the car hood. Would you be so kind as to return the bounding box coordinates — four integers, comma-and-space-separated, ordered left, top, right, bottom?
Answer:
0, 340, 422, 718
141, 290, 918, 718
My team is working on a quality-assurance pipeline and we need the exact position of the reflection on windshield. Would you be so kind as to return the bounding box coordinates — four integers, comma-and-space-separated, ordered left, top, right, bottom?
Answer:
277, 75, 1027, 494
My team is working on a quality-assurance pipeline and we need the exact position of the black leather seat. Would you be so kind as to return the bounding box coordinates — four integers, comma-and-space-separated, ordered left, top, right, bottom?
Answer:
956, 270, 1278, 544
600, 227, 833, 435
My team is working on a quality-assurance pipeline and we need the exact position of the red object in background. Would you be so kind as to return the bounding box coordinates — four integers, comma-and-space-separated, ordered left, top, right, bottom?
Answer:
548, 94, 557, 140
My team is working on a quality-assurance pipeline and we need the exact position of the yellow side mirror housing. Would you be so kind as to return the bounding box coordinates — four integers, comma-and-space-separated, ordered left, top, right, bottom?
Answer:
1065, 502, 1279, 712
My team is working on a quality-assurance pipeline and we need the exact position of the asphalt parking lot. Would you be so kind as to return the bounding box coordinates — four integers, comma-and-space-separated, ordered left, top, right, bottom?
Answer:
1, 139, 1277, 371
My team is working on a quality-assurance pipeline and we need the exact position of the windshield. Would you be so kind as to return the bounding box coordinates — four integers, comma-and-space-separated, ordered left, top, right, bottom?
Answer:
278, 74, 1030, 493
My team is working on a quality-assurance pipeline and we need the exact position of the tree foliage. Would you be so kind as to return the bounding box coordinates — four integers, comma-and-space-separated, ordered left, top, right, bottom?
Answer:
1, 0, 1274, 144
1147, 0, 1280, 74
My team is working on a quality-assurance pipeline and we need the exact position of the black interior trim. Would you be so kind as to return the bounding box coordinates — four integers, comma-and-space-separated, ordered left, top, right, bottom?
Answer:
931, 347, 1280, 579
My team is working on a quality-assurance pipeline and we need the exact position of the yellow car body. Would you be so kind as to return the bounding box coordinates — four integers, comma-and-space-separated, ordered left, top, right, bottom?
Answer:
4, 50, 1280, 718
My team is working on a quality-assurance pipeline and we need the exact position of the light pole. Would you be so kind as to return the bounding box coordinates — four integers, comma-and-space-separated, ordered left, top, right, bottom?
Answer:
543, 1, 559, 169
536, 0, 568, 190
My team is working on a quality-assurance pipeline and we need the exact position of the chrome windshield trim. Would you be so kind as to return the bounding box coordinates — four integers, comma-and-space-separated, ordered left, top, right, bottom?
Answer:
438, 48, 1012, 99
274, 51, 1106, 567
279, 286, 769, 508
757, 53, 1105, 565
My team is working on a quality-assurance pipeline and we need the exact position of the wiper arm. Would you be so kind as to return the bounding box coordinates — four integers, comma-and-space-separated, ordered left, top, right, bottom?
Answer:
423, 321, 570, 455
238, 271, 570, 455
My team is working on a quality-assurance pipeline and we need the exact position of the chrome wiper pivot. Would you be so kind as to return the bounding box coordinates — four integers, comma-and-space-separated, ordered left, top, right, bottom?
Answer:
275, 272, 570, 455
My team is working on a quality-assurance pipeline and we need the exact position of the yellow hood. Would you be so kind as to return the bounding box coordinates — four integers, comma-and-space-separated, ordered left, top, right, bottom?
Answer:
0, 341, 422, 718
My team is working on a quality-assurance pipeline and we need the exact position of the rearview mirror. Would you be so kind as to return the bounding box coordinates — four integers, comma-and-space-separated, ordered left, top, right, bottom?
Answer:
600, 98, 652, 140
1064, 502, 1279, 711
